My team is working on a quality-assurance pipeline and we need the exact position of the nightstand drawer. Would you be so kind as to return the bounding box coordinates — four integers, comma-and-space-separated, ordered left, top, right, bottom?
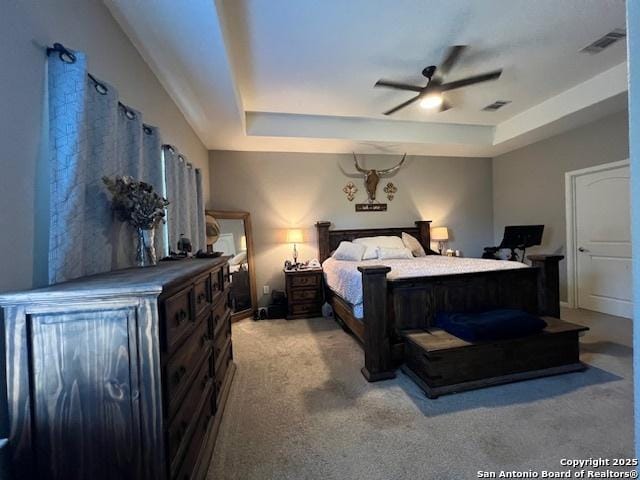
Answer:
290, 303, 322, 317
290, 289, 322, 303
289, 274, 321, 288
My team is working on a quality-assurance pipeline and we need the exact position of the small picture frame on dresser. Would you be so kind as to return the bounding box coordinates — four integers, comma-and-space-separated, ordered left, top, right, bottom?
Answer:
284, 267, 324, 320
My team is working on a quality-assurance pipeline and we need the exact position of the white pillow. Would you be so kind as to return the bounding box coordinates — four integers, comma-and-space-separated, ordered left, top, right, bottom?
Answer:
354, 235, 405, 254
332, 241, 365, 261
229, 251, 247, 266
402, 232, 426, 257
377, 246, 414, 260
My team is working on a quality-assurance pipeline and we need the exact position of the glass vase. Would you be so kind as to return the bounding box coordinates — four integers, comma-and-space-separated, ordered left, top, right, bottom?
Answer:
136, 227, 157, 267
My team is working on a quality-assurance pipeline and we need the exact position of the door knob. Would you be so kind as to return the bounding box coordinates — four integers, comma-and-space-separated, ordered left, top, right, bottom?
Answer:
578, 247, 588, 252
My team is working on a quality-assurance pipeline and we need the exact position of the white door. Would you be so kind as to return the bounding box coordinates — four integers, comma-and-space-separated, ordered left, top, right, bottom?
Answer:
575, 164, 631, 318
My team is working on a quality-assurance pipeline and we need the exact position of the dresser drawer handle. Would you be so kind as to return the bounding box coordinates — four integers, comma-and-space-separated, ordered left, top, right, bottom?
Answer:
197, 293, 207, 304
175, 309, 188, 324
201, 333, 212, 347
201, 374, 210, 390
212, 282, 220, 291
172, 366, 187, 385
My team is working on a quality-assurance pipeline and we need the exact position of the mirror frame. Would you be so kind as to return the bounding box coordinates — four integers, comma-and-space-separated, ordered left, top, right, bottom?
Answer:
206, 209, 258, 322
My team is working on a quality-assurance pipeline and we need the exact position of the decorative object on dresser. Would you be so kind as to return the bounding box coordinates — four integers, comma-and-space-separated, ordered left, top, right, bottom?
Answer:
0, 258, 235, 480
430, 226, 449, 254
207, 210, 258, 321
284, 268, 324, 320
102, 175, 169, 267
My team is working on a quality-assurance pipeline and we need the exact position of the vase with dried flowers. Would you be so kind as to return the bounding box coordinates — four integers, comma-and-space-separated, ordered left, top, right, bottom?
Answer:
103, 175, 169, 267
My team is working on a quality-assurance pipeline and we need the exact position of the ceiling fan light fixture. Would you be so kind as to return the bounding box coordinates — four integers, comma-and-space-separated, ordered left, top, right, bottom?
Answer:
419, 94, 443, 109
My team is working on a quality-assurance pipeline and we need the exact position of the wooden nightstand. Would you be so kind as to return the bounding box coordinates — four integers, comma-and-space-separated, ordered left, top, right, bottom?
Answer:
284, 268, 324, 319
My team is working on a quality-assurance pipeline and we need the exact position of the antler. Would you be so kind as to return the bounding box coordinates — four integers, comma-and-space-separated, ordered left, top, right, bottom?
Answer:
352, 152, 367, 173
377, 153, 407, 176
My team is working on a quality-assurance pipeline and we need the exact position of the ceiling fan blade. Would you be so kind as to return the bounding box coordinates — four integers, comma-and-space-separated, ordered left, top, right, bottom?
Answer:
439, 45, 467, 74
383, 94, 421, 115
440, 70, 502, 91
374, 80, 424, 92
440, 100, 452, 112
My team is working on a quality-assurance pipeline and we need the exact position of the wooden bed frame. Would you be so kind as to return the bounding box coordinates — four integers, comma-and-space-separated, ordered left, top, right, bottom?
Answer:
316, 221, 563, 382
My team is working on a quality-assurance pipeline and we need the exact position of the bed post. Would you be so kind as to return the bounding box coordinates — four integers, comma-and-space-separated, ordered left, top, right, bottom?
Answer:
358, 266, 395, 382
528, 255, 564, 318
415, 220, 432, 253
316, 221, 331, 263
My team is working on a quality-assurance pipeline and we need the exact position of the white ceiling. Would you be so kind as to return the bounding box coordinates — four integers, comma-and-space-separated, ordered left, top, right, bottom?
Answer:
105, 0, 628, 157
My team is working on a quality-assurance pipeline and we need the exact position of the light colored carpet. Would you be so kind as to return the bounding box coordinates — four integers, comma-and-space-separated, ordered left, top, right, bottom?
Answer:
208, 308, 633, 480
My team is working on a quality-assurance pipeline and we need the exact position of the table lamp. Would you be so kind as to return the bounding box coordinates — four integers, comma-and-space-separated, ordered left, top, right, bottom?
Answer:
431, 227, 449, 254
286, 229, 304, 266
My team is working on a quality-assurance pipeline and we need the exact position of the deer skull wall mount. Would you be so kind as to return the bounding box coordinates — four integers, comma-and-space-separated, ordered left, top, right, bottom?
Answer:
352, 152, 406, 203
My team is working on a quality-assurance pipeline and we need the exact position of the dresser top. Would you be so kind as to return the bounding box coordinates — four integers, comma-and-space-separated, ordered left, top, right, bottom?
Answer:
0, 258, 228, 305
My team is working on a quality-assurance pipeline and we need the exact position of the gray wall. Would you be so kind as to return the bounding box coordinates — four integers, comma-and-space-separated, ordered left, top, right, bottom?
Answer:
0, 0, 208, 293
492, 110, 630, 302
210, 151, 494, 304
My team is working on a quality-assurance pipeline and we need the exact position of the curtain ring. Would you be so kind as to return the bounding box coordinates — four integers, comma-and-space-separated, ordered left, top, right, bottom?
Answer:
178, 154, 186, 163
47, 43, 76, 64
119, 102, 136, 120
143, 124, 153, 135
88, 74, 108, 95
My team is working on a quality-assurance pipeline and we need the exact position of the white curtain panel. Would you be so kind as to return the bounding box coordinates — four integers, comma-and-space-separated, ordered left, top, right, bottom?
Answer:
164, 147, 206, 253
48, 49, 165, 284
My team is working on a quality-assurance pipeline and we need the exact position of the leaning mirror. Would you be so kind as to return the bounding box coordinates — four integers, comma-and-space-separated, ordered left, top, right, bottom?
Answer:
206, 210, 257, 321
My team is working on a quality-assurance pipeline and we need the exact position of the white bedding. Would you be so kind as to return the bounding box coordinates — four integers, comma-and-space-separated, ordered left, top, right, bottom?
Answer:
322, 256, 528, 319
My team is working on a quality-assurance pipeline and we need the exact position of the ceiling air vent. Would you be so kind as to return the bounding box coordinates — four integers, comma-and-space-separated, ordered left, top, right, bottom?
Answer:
581, 28, 626, 54
482, 100, 511, 112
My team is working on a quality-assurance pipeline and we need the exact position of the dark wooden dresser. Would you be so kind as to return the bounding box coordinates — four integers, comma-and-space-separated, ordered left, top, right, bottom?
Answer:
0, 258, 235, 480
284, 268, 324, 319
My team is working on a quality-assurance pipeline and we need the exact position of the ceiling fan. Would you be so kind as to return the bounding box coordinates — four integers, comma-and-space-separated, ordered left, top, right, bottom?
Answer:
374, 45, 502, 115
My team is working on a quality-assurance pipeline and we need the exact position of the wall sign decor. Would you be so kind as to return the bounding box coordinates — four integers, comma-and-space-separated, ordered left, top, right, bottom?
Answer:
356, 203, 388, 212
343, 182, 358, 201
383, 182, 397, 201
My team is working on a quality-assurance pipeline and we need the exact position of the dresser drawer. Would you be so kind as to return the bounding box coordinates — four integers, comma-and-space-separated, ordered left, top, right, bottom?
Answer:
211, 295, 228, 332
211, 268, 224, 303
163, 287, 194, 353
174, 387, 214, 480
168, 354, 213, 469
215, 341, 233, 402
290, 288, 322, 303
223, 264, 231, 289
193, 274, 211, 318
166, 319, 211, 419
213, 313, 231, 362
289, 274, 321, 288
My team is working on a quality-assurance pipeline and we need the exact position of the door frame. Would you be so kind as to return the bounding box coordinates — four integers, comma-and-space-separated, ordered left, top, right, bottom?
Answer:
564, 159, 630, 308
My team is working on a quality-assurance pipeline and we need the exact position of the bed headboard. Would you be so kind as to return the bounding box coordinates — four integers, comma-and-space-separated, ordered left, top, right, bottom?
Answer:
315, 220, 435, 262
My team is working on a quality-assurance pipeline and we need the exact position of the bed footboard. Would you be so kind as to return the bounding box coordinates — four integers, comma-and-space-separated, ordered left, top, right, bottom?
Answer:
358, 256, 563, 383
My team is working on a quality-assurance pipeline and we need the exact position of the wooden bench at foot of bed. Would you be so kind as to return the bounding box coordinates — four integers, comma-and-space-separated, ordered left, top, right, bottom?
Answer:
401, 318, 589, 399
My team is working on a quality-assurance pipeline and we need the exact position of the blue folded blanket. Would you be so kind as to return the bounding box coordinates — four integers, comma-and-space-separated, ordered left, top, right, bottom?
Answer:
435, 309, 547, 342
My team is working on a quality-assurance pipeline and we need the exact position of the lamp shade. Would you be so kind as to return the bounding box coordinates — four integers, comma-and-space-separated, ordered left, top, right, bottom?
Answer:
431, 227, 449, 241
286, 229, 304, 244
